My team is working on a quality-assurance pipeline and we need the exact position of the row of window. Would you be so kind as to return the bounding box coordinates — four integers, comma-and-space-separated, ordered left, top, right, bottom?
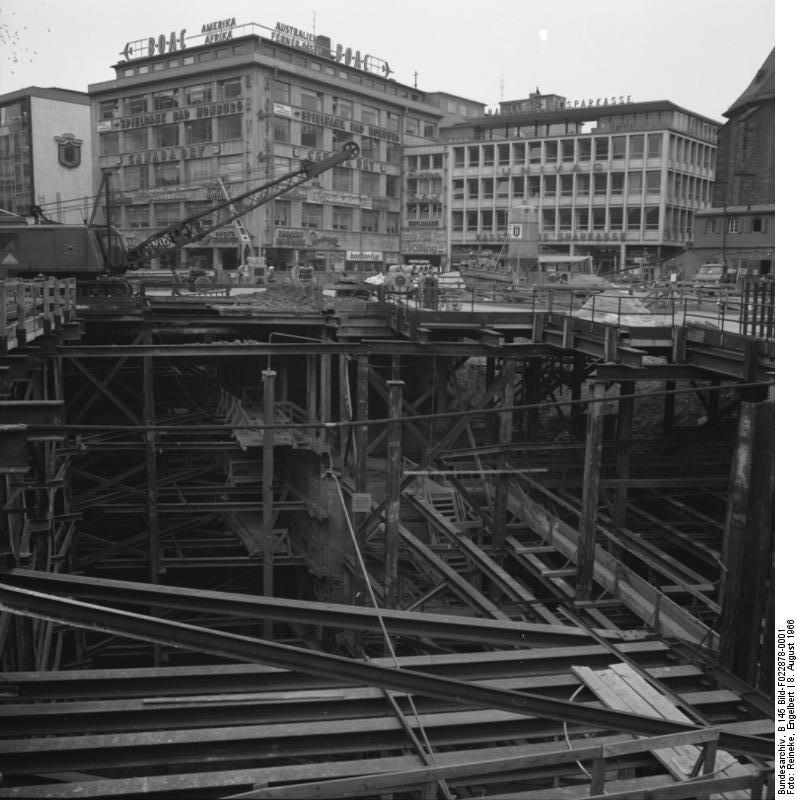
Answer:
450, 134, 713, 170
272, 121, 401, 163
704, 217, 769, 234
100, 79, 242, 120
451, 206, 661, 233
100, 116, 243, 155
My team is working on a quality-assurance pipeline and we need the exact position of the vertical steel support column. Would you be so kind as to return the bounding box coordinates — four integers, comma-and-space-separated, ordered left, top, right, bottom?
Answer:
385, 380, 404, 610
576, 381, 605, 601
523, 358, 542, 441
352, 355, 369, 606
719, 400, 775, 688
494, 358, 514, 555
485, 357, 496, 444
261, 370, 276, 639
306, 354, 317, 436
142, 326, 160, 664
338, 354, 350, 467
663, 380, 676, 440
320, 351, 331, 448
614, 380, 635, 529
571, 353, 586, 440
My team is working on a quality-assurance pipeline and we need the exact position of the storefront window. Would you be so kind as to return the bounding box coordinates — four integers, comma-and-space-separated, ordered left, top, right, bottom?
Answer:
218, 77, 242, 99
122, 95, 147, 115
301, 123, 321, 147
153, 89, 179, 110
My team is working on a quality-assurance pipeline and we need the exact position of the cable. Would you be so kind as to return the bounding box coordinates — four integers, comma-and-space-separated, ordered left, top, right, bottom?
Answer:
327, 459, 453, 800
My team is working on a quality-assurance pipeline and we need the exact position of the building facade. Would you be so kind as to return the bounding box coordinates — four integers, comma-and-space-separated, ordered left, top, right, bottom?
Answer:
686, 49, 775, 278
432, 99, 720, 275
0, 87, 94, 223
88, 18, 463, 272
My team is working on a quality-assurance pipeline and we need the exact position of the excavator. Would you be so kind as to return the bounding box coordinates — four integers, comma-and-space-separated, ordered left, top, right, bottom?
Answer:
0, 141, 360, 296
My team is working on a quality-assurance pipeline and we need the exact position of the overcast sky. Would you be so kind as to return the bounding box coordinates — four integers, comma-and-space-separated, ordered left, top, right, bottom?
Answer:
0, 0, 779, 122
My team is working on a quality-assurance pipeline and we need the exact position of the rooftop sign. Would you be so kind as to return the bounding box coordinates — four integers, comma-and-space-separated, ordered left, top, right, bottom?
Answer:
119, 20, 393, 79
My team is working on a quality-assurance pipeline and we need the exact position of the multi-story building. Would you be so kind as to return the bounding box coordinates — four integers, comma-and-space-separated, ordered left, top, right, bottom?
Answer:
0, 87, 93, 223
87, 17, 465, 273
689, 48, 775, 277
432, 97, 721, 274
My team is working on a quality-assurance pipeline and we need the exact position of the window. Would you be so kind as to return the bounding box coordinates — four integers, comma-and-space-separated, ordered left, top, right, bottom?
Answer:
576, 174, 590, 197
218, 115, 242, 140
423, 123, 437, 138
185, 158, 213, 183
512, 142, 525, 163
561, 139, 574, 162
218, 155, 242, 179
185, 118, 212, 144
153, 89, 179, 110
593, 173, 607, 195
360, 171, 379, 195
468, 146, 480, 167
186, 83, 213, 105
577, 138, 592, 161
751, 217, 767, 232
273, 200, 289, 227
595, 137, 609, 160
122, 95, 147, 115
544, 141, 558, 163
452, 210, 464, 232
646, 170, 661, 194
704, 218, 716, 234
154, 163, 180, 186
647, 133, 662, 159
332, 167, 352, 192
125, 129, 148, 151
610, 173, 625, 195
385, 175, 398, 198
301, 123, 321, 147
481, 209, 493, 230
496, 177, 509, 197
558, 208, 572, 231
154, 202, 181, 226
333, 97, 352, 118
156, 124, 179, 148
300, 90, 322, 111
592, 207, 606, 231
360, 137, 378, 159
728, 218, 740, 234
627, 172, 643, 193
528, 141, 541, 163
100, 99, 119, 120
124, 165, 149, 190
498, 143, 509, 165
301, 203, 322, 228
405, 117, 419, 136
542, 208, 555, 231
481, 177, 494, 198
644, 207, 659, 230
610, 207, 624, 230
577, 208, 590, 230
218, 77, 242, 99
611, 136, 626, 160
361, 105, 379, 125
466, 210, 478, 232
385, 212, 399, 234
543, 175, 557, 198
332, 206, 352, 230
127, 205, 150, 229
272, 80, 290, 104
527, 175, 540, 198
360, 209, 378, 232
467, 178, 479, 198
629, 135, 644, 159
627, 206, 641, 230
273, 118, 290, 142
559, 174, 573, 197
512, 176, 525, 198
385, 142, 400, 164
100, 132, 120, 156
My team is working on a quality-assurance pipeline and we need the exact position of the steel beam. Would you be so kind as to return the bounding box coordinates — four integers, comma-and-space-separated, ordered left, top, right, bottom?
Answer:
0, 582, 773, 757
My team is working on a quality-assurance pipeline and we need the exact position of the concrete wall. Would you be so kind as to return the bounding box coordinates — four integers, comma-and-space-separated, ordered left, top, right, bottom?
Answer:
30, 96, 94, 224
